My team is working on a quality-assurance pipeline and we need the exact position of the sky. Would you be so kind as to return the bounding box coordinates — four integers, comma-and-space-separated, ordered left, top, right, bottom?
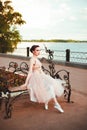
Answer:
11, 0, 87, 40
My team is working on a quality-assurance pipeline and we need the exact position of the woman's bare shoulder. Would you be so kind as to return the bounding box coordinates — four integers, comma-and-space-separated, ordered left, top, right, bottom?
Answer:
30, 57, 36, 64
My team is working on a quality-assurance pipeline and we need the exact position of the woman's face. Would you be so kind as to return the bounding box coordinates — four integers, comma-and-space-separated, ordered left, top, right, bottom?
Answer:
33, 47, 41, 56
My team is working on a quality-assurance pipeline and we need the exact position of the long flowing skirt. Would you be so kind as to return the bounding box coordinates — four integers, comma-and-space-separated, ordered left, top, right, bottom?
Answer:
27, 71, 65, 103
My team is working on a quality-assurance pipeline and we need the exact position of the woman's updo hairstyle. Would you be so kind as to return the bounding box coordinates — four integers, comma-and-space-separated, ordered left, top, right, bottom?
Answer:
30, 45, 40, 53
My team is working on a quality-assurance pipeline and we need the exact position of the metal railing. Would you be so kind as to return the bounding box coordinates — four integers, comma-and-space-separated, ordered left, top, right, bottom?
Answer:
70, 51, 87, 63
3, 47, 87, 64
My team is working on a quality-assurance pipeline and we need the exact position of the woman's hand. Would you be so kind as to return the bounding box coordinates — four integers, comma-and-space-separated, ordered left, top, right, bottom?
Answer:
20, 84, 27, 90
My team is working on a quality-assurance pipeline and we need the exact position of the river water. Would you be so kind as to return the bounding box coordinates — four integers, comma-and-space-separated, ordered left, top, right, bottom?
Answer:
11, 42, 87, 63
16, 42, 87, 52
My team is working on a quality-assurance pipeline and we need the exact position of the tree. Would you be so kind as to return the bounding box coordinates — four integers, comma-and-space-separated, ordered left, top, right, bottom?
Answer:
0, 0, 26, 53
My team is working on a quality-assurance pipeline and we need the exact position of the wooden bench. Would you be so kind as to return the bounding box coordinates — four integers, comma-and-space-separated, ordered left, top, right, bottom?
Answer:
0, 61, 72, 119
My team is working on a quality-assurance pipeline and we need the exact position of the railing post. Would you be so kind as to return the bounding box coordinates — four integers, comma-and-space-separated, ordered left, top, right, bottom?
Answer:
27, 47, 30, 57
66, 49, 70, 62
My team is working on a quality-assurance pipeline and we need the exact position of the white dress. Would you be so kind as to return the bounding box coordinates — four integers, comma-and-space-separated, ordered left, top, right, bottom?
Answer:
26, 56, 65, 103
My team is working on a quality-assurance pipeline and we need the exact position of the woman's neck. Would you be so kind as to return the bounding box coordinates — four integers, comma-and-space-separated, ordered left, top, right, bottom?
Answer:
33, 55, 37, 58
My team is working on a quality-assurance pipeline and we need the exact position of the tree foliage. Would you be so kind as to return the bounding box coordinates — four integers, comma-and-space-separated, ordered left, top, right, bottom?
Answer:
0, 0, 26, 53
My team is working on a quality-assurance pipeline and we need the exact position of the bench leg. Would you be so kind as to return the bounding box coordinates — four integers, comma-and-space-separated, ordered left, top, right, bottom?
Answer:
67, 87, 71, 103
64, 84, 73, 103
4, 97, 12, 119
4, 91, 28, 119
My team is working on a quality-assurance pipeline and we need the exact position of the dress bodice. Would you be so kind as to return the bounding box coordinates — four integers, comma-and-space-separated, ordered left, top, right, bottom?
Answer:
29, 57, 42, 73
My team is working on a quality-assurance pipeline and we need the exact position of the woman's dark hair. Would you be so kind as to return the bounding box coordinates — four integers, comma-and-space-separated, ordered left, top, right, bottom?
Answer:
30, 45, 40, 53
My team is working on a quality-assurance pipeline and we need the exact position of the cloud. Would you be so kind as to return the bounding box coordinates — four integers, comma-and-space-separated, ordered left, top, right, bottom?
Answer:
82, 8, 87, 20
29, 3, 50, 28
12, 0, 51, 28
69, 16, 77, 21
11, 0, 87, 40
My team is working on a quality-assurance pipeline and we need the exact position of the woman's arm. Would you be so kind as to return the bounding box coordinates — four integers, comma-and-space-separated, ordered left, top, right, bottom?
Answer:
25, 58, 35, 86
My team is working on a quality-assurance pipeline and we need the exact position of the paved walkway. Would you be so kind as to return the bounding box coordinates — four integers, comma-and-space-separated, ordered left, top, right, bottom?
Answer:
0, 56, 87, 130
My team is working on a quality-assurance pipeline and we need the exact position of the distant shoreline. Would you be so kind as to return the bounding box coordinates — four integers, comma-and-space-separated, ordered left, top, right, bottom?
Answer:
21, 39, 87, 43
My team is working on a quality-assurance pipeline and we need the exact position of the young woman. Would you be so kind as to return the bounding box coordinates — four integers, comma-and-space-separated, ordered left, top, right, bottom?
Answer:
10, 45, 65, 113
